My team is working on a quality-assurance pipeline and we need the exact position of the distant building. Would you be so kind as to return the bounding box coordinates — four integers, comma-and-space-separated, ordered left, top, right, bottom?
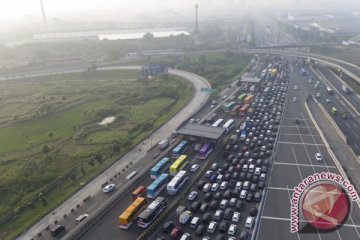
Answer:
141, 65, 168, 76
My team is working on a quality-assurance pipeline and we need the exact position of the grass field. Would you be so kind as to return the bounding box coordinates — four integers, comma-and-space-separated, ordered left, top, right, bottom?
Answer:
0, 70, 192, 240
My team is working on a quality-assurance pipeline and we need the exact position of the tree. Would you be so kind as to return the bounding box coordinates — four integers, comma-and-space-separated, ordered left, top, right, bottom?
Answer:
40, 144, 50, 155
113, 141, 121, 153
143, 32, 155, 42
47, 131, 54, 142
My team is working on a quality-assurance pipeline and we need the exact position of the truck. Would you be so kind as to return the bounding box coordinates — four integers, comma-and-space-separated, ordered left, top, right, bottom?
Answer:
342, 84, 351, 94
158, 139, 169, 150
179, 210, 192, 225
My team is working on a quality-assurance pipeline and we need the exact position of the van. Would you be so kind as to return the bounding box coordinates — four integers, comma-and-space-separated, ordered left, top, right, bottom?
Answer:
245, 217, 255, 229
207, 221, 217, 233
50, 225, 65, 237
75, 214, 89, 224
190, 217, 201, 229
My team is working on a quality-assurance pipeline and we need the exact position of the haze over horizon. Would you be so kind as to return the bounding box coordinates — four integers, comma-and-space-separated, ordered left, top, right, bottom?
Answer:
0, 0, 360, 31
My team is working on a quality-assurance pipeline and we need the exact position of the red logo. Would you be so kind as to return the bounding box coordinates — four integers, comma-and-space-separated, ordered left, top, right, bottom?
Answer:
301, 183, 350, 231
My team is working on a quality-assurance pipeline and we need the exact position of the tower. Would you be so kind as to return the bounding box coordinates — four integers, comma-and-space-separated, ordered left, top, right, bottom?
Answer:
40, 0, 47, 26
195, 3, 199, 45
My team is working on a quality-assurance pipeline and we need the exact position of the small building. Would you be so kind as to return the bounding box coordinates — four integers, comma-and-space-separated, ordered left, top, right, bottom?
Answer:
141, 64, 168, 76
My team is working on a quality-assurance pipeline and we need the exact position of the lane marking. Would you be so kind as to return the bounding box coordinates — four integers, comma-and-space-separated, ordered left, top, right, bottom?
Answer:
282, 125, 316, 128
280, 133, 320, 137
278, 141, 325, 146
86, 201, 99, 212
273, 161, 336, 168
261, 216, 360, 228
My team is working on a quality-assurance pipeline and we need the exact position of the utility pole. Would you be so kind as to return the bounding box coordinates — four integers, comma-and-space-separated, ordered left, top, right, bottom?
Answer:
40, 0, 47, 27
195, 3, 199, 45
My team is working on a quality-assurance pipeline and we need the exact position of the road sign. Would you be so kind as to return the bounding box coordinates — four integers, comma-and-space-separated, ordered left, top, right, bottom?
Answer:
201, 87, 217, 93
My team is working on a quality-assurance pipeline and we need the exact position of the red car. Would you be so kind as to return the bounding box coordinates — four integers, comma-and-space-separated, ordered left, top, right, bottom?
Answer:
170, 226, 183, 240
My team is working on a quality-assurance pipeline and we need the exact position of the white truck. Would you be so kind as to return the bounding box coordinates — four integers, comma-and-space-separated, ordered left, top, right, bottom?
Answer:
342, 84, 351, 94
179, 210, 192, 225
158, 139, 169, 150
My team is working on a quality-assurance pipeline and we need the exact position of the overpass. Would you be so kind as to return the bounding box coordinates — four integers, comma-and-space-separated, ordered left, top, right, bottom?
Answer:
239, 48, 360, 84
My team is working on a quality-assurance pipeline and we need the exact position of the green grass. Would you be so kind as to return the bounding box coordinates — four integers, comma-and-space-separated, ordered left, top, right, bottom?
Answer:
0, 70, 192, 240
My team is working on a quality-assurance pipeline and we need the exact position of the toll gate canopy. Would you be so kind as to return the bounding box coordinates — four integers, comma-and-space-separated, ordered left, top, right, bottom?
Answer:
177, 123, 226, 142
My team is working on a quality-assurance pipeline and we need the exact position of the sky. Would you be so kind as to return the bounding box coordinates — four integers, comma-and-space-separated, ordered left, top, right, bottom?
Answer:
0, 0, 360, 28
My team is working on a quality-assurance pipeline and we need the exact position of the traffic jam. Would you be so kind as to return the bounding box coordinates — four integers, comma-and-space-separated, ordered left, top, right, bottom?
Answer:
117, 57, 291, 240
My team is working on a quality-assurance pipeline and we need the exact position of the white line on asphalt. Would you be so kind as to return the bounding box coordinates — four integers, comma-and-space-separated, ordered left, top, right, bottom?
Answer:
281, 125, 316, 128
261, 216, 360, 228
280, 133, 320, 137
268, 186, 293, 191
272, 161, 336, 168
87, 201, 99, 212
277, 141, 325, 146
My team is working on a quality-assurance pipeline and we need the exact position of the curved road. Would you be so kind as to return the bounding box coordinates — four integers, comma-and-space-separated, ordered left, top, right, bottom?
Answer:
16, 66, 211, 240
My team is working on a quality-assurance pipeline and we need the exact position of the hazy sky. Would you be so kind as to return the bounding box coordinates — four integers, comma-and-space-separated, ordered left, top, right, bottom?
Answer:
1, 0, 360, 25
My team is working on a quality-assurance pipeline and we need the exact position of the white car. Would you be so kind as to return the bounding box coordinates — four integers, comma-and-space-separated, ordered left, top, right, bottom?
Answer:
103, 183, 115, 193
232, 212, 241, 222
326, 98, 331, 103
191, 164, 199, 172
228, 224, 237, 236
75, 214, 89, 223
294, 85, 298, 90
189, 118, 195, 123
222, 95, 228, 99
293, 97, 297, 102
188, 191, 198, 201
211, 183, 220, 191
315, 153, 323, 162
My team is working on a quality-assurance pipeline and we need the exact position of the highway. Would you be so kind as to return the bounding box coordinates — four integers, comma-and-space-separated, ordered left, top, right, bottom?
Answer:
256, 61, 360, 240
15, 67, 212, 240
303, 64, 360, 155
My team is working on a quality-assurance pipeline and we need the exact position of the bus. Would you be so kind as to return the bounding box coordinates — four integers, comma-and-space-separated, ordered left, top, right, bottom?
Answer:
170, 155, 188, 176
118, 197, 147, 229
212, 118, 224, 127
146, 173, 169, 199
150, 157, 170, 179
222, 119, 235, 133
137, 197, 167, 228
230, 105, 241, 116
222, 101, 236, 112
167, 170, 189, 195
205, 113, 217, 123
132, 186, 145, 199
243, 95, 254, 104
239, 104, 249, 116
171, 141, 188, 159
198, 143, 214, 160
237, 93, 247, 103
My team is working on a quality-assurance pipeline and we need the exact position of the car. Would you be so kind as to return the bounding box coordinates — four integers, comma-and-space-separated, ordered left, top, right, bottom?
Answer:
249, 207, 259, 216
162, 221, 175, 233
191, 201, 201, 212
219, 220, 229, 233
188, 191, 198, 201
232, 212, 241, 222
294, 85, 298, 90
102, 183, 115, 193
211, 183, 220, 191
246, 193, 253, 202
207, 221, 218, 233
180, 233, 191, 240
170, 227, 183, 239
214, 210, 224, 220
189, 118, 196, 123
326, 98, 331, 103
200, 203, 209, 213
50, 225, 66, 237
220, 181, 228, 190
191, 164, 200, 172
204, 192, 213, 202
315, 152, 323, 161
222, 95, 228, 99
316, 92, 321, 98
75, 214, 89, 223
203, 183, 212, 192
240, 190, 247, 199
245, 217, 254, 229
210, 104, 216, 109
228, 224, 237, 236
240, 229, 249, 240
205, 170, 214, 178
196, 224, 206, 236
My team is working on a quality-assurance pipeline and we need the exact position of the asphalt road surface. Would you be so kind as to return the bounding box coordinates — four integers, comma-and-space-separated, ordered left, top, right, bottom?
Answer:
256, 62, 360, 240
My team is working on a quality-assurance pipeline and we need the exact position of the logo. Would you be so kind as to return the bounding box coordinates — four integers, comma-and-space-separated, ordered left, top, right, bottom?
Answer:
290, 172, 359, 233
301, 183, 350, 232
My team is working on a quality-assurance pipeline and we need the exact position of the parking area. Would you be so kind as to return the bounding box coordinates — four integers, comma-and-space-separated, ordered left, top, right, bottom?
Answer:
256, 62, 360, 240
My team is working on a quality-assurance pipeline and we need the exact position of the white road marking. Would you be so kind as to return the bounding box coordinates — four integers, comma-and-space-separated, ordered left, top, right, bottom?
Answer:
280, 133, 320, 137
272, 161, 336, 168
277, 141, 325, 146
261, 216, 360, 228
86, 201, 99, 212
